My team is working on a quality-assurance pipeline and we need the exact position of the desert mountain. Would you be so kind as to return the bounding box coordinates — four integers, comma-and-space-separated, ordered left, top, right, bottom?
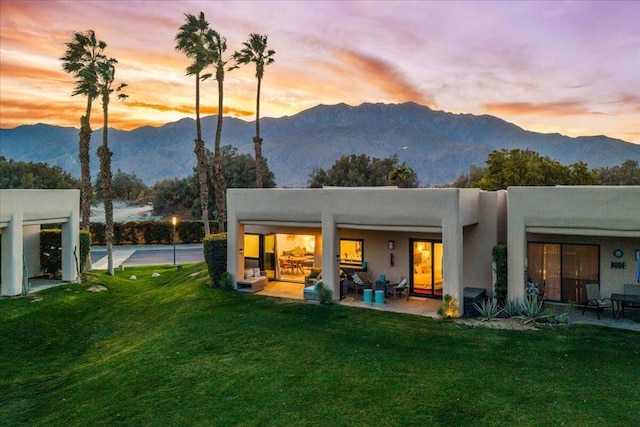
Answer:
2, 102, 639, 187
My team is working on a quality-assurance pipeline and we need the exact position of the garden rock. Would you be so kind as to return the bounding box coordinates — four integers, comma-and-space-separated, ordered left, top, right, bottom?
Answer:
151, 272, 160, 278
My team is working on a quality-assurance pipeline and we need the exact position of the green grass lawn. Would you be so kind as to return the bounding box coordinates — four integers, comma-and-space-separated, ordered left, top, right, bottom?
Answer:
1, 263, 638, 426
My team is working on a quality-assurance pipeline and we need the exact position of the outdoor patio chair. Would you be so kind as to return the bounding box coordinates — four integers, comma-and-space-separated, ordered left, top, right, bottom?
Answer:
388, 277, 409, 301
582, 283, 613, 320
351, 272, 372, 300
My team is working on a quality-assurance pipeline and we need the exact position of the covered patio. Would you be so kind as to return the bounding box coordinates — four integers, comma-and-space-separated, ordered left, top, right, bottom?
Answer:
227, 187, 505, 316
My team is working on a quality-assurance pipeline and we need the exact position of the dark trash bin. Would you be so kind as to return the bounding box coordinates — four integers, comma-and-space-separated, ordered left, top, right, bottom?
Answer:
463, 287, 487, 317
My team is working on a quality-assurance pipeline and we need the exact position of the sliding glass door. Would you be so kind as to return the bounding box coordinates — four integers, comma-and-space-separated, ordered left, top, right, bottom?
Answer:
527, 243, 599, 303
410, 239, 443, 297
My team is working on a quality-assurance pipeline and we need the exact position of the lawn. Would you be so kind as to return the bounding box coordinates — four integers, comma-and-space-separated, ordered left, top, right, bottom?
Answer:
1, 263, 638, 426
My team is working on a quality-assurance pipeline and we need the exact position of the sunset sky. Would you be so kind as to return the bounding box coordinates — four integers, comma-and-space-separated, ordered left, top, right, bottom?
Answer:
1, 0, 639, 143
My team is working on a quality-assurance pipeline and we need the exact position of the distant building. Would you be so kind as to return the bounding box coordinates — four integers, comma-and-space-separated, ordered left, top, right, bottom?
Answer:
1, 190, 79, 296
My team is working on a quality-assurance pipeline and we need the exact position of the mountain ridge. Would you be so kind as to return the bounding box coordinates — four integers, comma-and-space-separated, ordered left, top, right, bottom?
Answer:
2, 102, 638, 187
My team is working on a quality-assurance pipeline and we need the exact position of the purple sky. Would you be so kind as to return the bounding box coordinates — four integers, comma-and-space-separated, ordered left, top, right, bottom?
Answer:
1, 0, 639, 143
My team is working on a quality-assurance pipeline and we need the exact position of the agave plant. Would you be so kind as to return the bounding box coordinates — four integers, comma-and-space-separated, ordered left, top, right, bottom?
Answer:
516, 294, 547, 324
502, 297, 522, 318
473, 298, 502, 320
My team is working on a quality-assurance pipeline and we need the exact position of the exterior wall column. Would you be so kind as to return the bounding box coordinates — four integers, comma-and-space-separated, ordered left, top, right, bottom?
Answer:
61, 210, 79, 283
442, 214, 464, 316
1, 212, 23, 296
321, 211, 339, 300
23, 225, 41, 277
507, 214, 527, 300
226, 209, 245, 289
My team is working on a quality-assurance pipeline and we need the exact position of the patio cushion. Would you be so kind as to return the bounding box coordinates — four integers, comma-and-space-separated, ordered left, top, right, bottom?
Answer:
352, 273, 363, 285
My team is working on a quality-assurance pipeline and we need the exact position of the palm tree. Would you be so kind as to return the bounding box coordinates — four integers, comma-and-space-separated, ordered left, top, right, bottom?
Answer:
61, 30, 105, 239
388, 164, 418, 188
96, 56, 128, 276
202, 29, 231, 232
232, 34, 275, 188
175, 12, 213, 236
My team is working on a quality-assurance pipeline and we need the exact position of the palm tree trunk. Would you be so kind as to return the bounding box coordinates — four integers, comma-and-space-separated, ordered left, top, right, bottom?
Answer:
79, 96, 94, 272
98, 90, 114, 276
194, 74, 210, 236
213, 66, 226, 232
254, 77, 263, 188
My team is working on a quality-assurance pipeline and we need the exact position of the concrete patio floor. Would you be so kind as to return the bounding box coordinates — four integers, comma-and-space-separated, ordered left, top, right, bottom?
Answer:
258, 280, 640, 331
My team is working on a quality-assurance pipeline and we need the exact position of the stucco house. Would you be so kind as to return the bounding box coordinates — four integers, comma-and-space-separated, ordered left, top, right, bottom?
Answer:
227, 185, 640, 314
0, 189, 80, 296
227, 187, 506, 314
507, 186, 640, 303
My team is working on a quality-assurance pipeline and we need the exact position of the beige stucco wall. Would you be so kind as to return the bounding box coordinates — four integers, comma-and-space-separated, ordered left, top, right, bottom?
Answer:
1, 189, 80, 296
227, 187, 500, 314
462, 190, 507, 294
507, 186, 640, 300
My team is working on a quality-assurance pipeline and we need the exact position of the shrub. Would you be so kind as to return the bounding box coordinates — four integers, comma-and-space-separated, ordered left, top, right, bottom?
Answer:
316, 282, 333, 304
177, 221, 205, 243
40, 229, 91, 277
90, 222, 106, 245
142, 221, 172, 244
204, 233, 227, 287
220, 272, 234, 291
492, 244, 507, 302
40, 229, 62, 277
437, 294, 459, 319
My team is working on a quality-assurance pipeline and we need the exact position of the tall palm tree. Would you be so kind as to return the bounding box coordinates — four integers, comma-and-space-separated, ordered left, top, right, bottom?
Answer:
232, 34, 275, 188
61, 30, 105, 242
175, 12, 213, 236
96, 57, 128, 276
202, 29, 230, 232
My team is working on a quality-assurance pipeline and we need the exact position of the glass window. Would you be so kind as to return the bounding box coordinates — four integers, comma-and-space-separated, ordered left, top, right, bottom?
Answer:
340, 239, 363, 265
244, 234, 260, 258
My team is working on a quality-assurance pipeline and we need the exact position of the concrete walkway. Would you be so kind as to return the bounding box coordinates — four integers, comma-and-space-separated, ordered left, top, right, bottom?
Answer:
90, 244, 204, 269
91, 249, 137, 270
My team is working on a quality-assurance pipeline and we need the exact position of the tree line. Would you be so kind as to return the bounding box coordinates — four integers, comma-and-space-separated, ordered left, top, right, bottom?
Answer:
7, 149, 637, 216
449, 149, 640, 189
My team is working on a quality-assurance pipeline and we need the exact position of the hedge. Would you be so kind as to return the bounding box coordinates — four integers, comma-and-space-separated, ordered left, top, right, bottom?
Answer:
90, 220, 218, 245
492, 244, 507, 303
40, 229, 91, 277
203, 233, 227, 287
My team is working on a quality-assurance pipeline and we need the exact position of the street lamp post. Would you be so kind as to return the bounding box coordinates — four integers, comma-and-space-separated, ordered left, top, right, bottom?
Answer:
172, 216, 177, 266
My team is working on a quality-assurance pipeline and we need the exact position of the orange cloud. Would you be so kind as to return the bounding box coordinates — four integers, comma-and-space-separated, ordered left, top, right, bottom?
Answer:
124, 100, 253, 117
0, 98, 85, 129
0, 62, 67, 82
483, 101, 595, 117
333, 48, 436, 107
